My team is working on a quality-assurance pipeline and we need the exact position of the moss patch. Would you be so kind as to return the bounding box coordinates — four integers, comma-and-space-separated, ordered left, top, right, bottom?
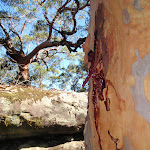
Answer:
0, 85, 59, 103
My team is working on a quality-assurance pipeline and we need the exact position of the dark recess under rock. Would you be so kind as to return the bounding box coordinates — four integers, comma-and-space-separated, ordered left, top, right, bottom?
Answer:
0, 132, 84, 150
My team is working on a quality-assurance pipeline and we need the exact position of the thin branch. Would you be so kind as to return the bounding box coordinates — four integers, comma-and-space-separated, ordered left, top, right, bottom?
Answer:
70, 12, 77, 34
52, 0, 71, 24
45, 12, 77, 37
44, 10, 52, 40
44, 51, 67, 70
65, 0, 90, 11
44, 0, 89, 40
11, 29, 23, 51
54, 0, 78, 36
79, 0, 90, 10
39, 0, 46, 6
64, 37, 86, 52
0, 23, 18, 59
20, 19, 28, 43
0, 21, 21, 59
75, 0, 80, 9
0, 21, 10, 39
8, 19, 28, 52
44, 0, 71, 40
41, 58, 49, 71
48, 51, 67, 58
31, 47, 58, 63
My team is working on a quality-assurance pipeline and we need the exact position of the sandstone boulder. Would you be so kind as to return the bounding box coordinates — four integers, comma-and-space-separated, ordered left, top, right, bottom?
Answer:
0, 85, 88, 140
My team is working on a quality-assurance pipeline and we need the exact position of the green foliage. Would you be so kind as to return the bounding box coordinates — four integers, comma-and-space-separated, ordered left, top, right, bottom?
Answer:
29, 50, 88, 91
34, 20, 48, 32
0, 55, 18, 84
0, 10, 8, 19
49, 52, 88, 92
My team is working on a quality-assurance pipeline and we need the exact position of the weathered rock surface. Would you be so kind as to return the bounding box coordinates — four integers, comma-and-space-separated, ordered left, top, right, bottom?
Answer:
20, 141, 85, 150
0, 85, 88, 140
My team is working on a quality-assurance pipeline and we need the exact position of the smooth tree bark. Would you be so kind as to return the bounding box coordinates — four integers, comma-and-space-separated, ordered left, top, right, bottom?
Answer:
83, 0, 150, 149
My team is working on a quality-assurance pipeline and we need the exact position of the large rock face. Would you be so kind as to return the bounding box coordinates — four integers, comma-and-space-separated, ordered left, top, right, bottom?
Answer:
0, 85, 87, 139
83, 0, 150, 150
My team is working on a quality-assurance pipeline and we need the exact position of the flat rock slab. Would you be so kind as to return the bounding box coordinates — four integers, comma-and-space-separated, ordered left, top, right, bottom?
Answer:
20, 141, 85, 150
0, 86, 88, 139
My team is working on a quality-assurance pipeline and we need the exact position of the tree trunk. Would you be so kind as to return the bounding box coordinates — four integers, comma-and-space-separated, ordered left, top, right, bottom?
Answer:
1, 38, 30, 85
83, 0, 150, 149
17, 64, 30, 86
7, 51, 31, 86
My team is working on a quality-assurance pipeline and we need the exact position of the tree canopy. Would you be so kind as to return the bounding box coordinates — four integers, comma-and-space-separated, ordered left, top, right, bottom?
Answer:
0, 0, 90, 91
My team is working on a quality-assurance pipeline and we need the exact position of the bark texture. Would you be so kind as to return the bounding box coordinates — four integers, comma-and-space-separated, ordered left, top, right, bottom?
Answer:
83, 0, 150, 149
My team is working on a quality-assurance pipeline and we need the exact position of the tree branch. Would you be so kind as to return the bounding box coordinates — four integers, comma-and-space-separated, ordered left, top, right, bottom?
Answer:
0, 21, 10, 39
64, 0, 90, 11
25, 40, 60, 64
0, 0, 89, 67
11, 29, 23, 51
79, 0, 90, 10
39, 0, 46, 6
44, 0, 71, 40
53, 0, 71, 22
25, 35, 86, 64
65, 37, 86, 52
0, 38, 6, 45
44, 10, 52, 40
44, 0, 89, 40
40, 51, 67, 71
9, 19, 28, 52
41, 58, 49, 71
0, 21, 25, 63
20, 19, 28, 46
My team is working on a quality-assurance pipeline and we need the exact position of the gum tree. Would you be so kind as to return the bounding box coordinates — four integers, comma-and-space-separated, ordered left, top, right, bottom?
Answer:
84, 0, 150, 149
0, 0, 90, 85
